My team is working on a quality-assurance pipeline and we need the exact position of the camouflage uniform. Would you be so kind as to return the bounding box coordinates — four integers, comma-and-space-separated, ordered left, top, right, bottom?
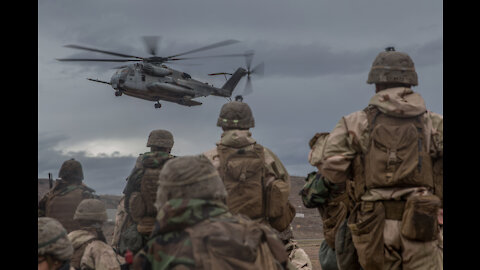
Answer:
38, 159, 97, 233
319, 48, 443, 270
133, 155, 289, 270
68, 199, 125, 270
38, 217, 75, 270
116, 130, 175, 255
204, 101, 311, 270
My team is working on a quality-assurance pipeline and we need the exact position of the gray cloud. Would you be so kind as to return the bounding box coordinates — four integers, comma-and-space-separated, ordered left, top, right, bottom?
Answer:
39, 0, 442, 194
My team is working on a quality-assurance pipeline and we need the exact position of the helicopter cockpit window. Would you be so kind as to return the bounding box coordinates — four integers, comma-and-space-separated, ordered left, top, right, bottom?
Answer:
182, 72, 192, 79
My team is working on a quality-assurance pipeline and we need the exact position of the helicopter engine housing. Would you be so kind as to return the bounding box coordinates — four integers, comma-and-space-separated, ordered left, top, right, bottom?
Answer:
142, 63, 172, 77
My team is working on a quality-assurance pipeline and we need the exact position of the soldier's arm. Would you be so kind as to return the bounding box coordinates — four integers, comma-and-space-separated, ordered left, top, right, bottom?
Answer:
321, 111, 367, 184
38, 194, 48, 217
264, 147, 290, 188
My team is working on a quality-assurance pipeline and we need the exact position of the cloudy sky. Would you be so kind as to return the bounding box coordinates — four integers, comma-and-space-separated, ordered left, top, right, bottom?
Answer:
38, 0, 443, 195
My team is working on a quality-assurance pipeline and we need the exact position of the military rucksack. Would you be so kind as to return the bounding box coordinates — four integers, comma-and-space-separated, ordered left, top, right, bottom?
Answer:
363, 105, 434, 190
217, 143, 266, 220
125, 152, 173, 219
217, 143, 294, 232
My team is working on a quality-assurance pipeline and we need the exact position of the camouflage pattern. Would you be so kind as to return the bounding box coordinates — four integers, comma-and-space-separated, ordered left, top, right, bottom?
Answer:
73, 198, 108, 222
155, 155, 228, 209
285, 240, 313, 270
38, 217, 74, 262
367, 48, 418, 86
59, 159, 84, 182
38, 179, 96, 232
132, 199, 230, 270
68, 229, 125, 270
319, 86, 443, 269
146, 129, 174, 148
133, 198, 288, 270
216, 101, 255, 129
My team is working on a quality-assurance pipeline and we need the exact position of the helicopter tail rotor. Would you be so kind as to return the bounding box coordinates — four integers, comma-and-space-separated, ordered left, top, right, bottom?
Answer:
241, 51, 264, 96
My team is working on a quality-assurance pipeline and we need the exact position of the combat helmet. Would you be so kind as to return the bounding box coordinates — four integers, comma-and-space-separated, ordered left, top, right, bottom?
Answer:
367, 47, 418, 86
73, 199, 108, 223
216, 101, 255, 129
147, 129, 174, 148
38, 217, 74, 261
155, 155, 228, 209
58, 158, 84, 182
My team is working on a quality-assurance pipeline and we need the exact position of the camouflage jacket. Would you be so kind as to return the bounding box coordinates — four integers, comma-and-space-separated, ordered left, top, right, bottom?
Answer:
319, 87, 443, 201
68, 229, 125, 270
133, 198, 288, 270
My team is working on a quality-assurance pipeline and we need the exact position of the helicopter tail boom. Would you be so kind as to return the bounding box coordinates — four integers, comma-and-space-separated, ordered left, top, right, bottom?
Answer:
219, 67, 247, 96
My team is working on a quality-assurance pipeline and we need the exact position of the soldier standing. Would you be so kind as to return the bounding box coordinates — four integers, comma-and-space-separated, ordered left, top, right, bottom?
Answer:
38, 217, 75, 270
113, 129, 175, 255
319, 47, 443, 270
68, 199, 125, 270
38, 159, 96, 233
203, 100, 312, 269
133, 155, 290, 270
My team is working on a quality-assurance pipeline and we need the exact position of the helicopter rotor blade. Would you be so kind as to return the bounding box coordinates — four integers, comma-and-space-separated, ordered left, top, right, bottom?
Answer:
166, 39, 240, 59
208, 72, 233, 76
64, 44, 144, 59
57, 58, 142, 62
251, 62, 264, 77
244, 50, 255, 71
169, 52, 254, 61
142, 36, 161, 56
111, 65, 129, 69
243, 76, 253, 95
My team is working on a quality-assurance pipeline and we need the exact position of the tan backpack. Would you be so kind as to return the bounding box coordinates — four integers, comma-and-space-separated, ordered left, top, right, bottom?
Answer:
363, 106, 434, 189
217, 143, 266, 220
217, 143, 295, 232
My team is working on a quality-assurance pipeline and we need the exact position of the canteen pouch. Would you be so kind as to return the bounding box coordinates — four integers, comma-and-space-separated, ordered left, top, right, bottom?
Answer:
401, 195, 441, 241
347, 201, 385, 270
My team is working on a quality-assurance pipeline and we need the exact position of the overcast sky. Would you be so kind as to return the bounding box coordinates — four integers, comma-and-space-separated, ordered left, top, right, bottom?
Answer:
38, 0, 443, 195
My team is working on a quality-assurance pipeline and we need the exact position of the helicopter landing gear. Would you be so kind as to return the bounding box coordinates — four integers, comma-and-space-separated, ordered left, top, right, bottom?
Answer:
114, 91, 122, 96
154, 102, 162, 109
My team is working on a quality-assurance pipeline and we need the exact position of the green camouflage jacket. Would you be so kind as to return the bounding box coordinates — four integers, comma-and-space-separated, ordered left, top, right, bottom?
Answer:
132, 198, 288, 270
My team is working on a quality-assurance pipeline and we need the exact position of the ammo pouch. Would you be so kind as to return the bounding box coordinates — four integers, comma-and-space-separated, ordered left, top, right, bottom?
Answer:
401, 195, 441, 242
347, 201, 385, 270
118, 223, 145, 255
320, 194, 348, 249
266, 179, 296, 232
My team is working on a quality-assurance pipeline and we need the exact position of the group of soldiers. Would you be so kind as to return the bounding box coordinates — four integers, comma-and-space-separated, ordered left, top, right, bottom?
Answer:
38, 47, 443, 270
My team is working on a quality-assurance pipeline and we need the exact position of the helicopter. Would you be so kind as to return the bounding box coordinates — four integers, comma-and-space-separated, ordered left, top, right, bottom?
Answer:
57, 37, 264, 109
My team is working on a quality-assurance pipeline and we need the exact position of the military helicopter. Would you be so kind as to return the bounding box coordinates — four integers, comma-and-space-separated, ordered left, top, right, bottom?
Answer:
57, 37, 263, 109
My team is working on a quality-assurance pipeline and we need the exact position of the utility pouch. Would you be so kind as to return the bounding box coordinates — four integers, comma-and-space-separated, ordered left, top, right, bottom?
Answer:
322, 198, 348, 249
401, 195, 441, 242
118, 223, 144, 255
347, 201, 385, 270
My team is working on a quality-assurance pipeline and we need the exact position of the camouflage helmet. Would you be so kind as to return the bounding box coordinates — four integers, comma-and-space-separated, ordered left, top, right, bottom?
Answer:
73, 199, 107, 223
38, 217, 74, 261
155, 155, 228, 210
58, 158, 84, 182
367, 47, 418, 86
146, 129, 174, 148
216, 101, 255, 129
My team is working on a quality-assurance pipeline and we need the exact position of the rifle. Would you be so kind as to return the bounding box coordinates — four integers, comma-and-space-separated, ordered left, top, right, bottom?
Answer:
48, 172, 53, 189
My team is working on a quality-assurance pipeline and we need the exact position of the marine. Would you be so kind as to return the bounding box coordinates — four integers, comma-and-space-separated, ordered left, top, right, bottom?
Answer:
38, 217, 75, 270
203, 100, 312, 269
112, 129, 175, 255
39, 159, 97, 232
132, 155, 290, 270
68, 198, 125, 270
319, 47, 443, 270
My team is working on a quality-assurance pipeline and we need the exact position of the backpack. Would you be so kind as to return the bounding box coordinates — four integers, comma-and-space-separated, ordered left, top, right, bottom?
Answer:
363, 106, 434, 189
217, 143, 294, 232
185, 216, 287, 270
217, 143, 266, 220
